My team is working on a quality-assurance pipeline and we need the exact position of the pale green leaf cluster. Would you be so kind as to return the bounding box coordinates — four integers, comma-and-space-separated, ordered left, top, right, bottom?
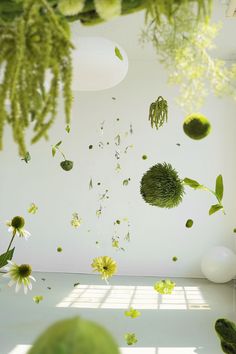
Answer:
125, 307, 141, 319
141, 3, 236, 112
154, 279, 175, 295
124, 333, 138, 346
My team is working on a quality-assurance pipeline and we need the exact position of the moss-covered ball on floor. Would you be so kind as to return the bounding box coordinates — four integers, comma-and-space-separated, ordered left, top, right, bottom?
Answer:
28, 316, 119, 354
183, 113, 211, 140
140, 162, 184, 208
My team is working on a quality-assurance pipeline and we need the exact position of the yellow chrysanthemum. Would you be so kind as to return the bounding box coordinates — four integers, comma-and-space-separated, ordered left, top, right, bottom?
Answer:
91, 256, 117, 280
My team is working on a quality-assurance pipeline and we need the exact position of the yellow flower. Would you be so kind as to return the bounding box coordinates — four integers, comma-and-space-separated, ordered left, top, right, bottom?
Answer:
154, 279, 175, 295
91, 256, 117, 280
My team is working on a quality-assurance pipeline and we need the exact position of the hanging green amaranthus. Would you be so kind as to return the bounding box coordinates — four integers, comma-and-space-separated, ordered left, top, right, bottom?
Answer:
148, 96, 168, 130
0, 0, 73, 156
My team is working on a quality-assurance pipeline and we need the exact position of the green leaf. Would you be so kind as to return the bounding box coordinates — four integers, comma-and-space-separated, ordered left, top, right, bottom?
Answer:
55, 141, 62, 147
115, 46, 123, 61
0, 248, 15, 268
21, 151, 31, 163
52, 147, 56, 157
209, 204, 223, 215
215, 174, 223, 202
183, 178, 202, 189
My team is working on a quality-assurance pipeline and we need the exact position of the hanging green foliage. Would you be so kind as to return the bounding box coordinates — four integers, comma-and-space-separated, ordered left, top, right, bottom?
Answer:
183, 113, 211, 140
0, 0, 73, 156
149, 96, 168, 130
215, 319, 236, 354
140, 162, 184, 208
141, 1, 236, 112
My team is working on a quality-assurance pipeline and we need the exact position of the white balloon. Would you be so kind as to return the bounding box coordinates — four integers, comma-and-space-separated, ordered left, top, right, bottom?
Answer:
201, 246, 236, 283
71, 36, 129, 91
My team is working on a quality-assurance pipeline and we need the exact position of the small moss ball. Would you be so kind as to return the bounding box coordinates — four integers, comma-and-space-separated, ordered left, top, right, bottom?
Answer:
11, 216, 25, 229
140, 162, 184, 208
28, 316, 119, 354
185, 219, 193, 228
183, 113, 211, 140
57, 247, 63, 253
60, 160, 73, 171
142, 155, 147, 160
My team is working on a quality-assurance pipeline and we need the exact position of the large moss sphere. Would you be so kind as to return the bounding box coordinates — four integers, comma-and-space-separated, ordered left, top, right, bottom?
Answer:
215, 319, 236, 354
28, 317, 120, 354
183, 113, 211, 140
140, 162, 184, 208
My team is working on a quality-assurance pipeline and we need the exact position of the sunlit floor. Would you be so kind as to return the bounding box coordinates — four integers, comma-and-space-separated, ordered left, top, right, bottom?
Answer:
0, 273, 235, 354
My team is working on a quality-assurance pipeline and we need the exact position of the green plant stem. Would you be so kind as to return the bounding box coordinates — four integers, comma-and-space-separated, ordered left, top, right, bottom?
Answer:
56, 147, 66, 160
6, 232, 16, 252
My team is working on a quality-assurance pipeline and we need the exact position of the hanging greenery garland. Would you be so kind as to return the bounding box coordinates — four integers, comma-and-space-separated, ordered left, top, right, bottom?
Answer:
0, 0, 235, 155
0, 0, 73, 156
148, 96, 168, 130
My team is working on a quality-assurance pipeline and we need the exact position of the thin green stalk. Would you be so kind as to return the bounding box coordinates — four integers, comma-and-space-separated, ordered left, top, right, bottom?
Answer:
6, 232, 16, 252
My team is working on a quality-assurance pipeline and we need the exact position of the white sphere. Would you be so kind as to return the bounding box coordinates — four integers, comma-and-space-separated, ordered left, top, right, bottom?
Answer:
71, 37, 129, 91
201, 246, 236, 283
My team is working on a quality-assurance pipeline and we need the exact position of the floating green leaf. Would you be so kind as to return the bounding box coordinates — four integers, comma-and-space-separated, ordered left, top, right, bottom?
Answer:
124, 333, 138, 346
183, 178, 202, 189
209, 204, 223, 215
0, 248, 15, 269
33, 296, 43, 304
115, 46, 123, 60
52, 147, 57, 157
28, 203, 38, 214
215, 175, 223, 202
21, 152, 31, 163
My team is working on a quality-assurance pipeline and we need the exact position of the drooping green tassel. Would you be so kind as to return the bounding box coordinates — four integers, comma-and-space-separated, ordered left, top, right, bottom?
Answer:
148, 96, 168, 130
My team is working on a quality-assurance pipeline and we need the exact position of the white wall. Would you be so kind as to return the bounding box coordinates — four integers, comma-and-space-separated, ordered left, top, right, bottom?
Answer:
0, 8, 236, 277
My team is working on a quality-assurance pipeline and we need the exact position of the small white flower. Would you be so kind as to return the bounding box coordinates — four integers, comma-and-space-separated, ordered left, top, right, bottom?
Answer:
6, 216, 31, 240
2, 261, 36, 294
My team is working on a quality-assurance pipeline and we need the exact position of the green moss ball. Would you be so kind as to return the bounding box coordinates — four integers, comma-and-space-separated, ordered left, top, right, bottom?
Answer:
28, 317, 119, 354
183, 113, 211, 140
140, 163, 184, 208
60, 160, 74, 171
185, 219, 193, 228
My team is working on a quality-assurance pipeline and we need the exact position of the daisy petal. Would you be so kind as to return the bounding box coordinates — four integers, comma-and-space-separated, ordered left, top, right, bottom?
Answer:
29, 276, 36, 282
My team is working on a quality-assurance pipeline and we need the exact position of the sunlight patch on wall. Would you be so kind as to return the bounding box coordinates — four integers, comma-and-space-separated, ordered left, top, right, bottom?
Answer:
56, 284, 210, 310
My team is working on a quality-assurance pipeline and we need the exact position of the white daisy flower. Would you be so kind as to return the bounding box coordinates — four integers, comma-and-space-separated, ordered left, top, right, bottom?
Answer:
6, 216, 31, 240
2, 261, 36, 294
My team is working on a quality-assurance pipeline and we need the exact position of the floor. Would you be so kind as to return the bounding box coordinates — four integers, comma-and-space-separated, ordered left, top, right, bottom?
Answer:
0, 273, 235, 354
